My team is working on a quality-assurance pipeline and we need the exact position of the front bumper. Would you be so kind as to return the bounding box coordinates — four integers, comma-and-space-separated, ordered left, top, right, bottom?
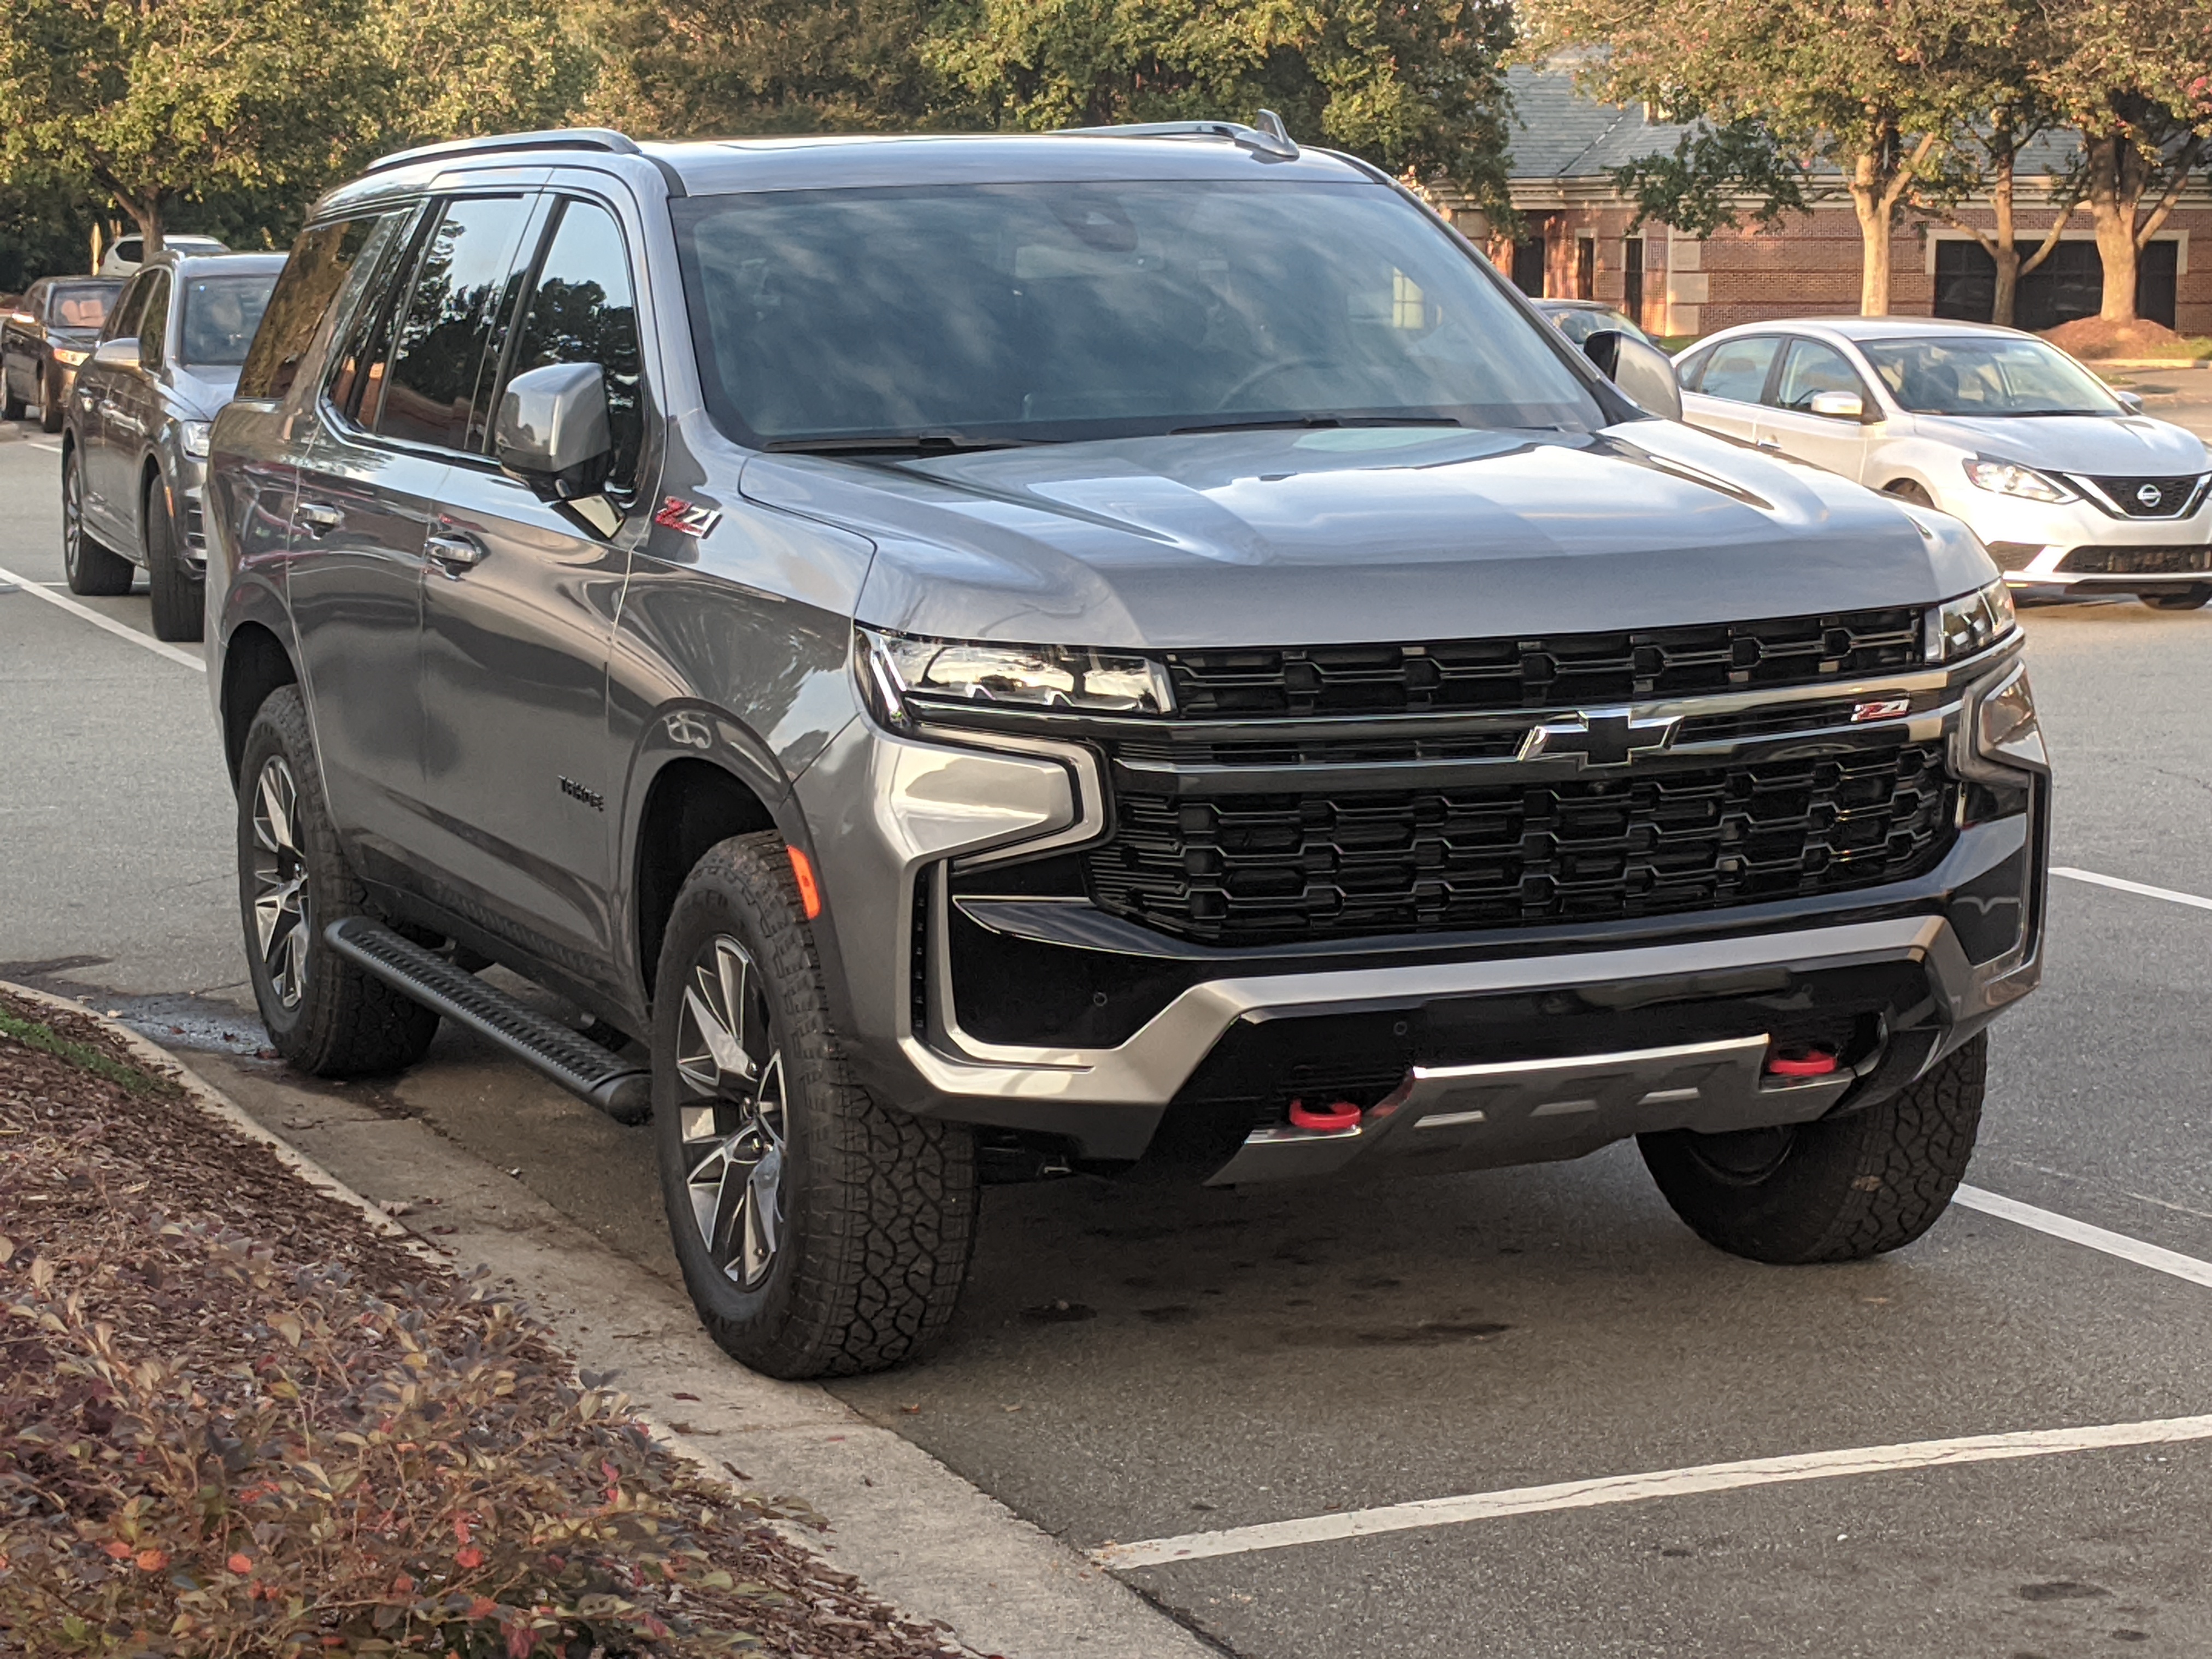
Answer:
795, 639, 2047, 1173
1934, 484, 2212, 596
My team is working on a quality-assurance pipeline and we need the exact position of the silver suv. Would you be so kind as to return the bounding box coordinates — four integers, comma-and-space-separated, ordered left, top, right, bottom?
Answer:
205, 122, 2047, 1379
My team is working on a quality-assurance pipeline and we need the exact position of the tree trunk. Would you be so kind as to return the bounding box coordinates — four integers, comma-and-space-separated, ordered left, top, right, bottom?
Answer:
1849, 175, 1893, 317
2084, 133, 2140, 325
117, 194, 164, 259
1988, 147, 2018, 328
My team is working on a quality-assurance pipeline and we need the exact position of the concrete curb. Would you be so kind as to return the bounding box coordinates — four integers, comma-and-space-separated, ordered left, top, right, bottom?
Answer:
1, 982, 1218, 1659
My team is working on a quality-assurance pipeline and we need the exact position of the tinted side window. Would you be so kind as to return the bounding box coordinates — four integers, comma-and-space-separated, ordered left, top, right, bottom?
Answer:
136, 271, 170, 367
104, 274, 151, 344
1696, 336, 1780, 403
1772, 339, 1868, 411
238, 215, 395, 402
376, 196, 534, 451
498, 198, 644, 493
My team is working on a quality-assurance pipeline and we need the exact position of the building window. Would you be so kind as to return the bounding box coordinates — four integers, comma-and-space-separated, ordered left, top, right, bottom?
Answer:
1511, 238, 1544, 297
1575, 237, 1595, 301
1623, 237, 1645, 325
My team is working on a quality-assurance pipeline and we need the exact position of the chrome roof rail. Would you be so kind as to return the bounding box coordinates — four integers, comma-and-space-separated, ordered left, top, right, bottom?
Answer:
1056, 110, 1299, 161
363, 127, 642, 177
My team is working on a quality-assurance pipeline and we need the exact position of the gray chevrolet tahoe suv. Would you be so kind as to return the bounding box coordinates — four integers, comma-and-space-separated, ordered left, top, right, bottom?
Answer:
205, 121, 2047, 1380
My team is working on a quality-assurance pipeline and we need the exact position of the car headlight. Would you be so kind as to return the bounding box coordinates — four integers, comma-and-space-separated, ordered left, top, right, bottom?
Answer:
51, 346, 90, 366
859, 625, 1175, 724
1925, 580, 2017, 663
1963, 458, 2073, 503
180, 421, 211, 459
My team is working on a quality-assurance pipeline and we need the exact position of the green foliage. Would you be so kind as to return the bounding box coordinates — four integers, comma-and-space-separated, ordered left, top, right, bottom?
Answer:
922, 0, 1516, 202
0, 1009, 175, 1097
1608, 117, 1813, 238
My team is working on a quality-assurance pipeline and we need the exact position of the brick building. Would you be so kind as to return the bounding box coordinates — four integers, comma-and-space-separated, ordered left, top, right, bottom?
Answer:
1436, 66, 2212, 340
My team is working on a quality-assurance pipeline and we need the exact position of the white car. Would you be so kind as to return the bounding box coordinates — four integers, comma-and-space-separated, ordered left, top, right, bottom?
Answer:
1676, 317, 2212, 609
98, 233, 229, 276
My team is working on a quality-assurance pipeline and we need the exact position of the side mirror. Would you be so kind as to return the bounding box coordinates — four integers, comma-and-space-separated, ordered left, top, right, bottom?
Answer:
2115, 390, 2146, 415
92, 337, 140, 369
1582, 329, 1684, 422
495, 361, 611, 500
1808, 389, 1866, 421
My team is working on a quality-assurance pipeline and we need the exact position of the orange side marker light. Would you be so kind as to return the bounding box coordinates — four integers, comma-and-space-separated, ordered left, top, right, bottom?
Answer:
787, 845, 823, 919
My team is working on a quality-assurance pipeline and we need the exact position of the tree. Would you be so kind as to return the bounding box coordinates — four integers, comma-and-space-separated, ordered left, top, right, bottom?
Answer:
0, 0, 386, 254
1521, 0, 1991, 315
583, 0, 955, 137
2034, 0, 2212, 325
372, 0, 594, 148
924, 0, 1517, 206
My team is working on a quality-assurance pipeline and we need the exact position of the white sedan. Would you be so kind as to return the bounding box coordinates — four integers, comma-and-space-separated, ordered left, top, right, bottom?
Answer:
1676, 316, 2212, 609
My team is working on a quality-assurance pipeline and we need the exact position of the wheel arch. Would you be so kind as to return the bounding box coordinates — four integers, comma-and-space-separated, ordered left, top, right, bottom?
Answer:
629, 752, 790, 1003
220, 620, 299, 785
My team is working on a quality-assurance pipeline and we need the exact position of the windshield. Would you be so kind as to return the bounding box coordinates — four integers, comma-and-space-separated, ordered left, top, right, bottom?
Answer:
179, 273, 278, 366
673, 179, 1605, 448
48, 281, 122, 330
1859, 336, 2121, 417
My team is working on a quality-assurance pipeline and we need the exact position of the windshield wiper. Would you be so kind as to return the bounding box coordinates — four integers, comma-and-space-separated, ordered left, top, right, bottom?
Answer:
762, 431, 1050, 455
1169, 414, 1466, 436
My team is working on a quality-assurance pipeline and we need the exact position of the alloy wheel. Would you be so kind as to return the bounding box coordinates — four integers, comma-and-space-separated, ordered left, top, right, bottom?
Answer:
249, 755, 312, 1009
62, 453, 81, 583
675, 933, 788, 1290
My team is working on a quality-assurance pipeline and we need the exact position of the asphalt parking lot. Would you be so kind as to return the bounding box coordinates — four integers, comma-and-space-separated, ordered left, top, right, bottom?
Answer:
8, 377, 2212, 1656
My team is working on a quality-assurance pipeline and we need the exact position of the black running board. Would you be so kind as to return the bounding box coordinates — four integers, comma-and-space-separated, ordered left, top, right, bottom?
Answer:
326, 917, 651, 1122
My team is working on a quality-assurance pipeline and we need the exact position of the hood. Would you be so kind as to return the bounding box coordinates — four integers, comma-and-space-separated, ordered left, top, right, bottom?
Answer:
168, 364, 239, 419
739, 421, 1994, 650
1915, 412, 2208, 475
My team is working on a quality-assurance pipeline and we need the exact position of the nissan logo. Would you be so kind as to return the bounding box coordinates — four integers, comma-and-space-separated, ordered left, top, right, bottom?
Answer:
2138, 483, 2164, 508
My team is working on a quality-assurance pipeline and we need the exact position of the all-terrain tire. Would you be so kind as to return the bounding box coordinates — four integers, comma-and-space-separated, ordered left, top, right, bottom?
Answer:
1640, 1033, 1986, 1263
236, 685, 440, 1075
39, 369, 63, 433
654, 832, 978, 1379
144, 476, 203, 642
62, 446, 133, 596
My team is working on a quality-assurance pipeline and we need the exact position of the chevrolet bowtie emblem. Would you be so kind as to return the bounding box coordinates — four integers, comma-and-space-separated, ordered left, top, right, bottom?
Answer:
1518, 707, 1682, 767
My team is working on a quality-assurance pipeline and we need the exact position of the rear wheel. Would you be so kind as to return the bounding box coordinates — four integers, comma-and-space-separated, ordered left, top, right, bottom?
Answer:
144, 476, 203, 642
2144, 586, 2212, 610
62, 447, 133, 596
39, 368, 63, 433
654, 832, 978, 1378
236, 685, 440, 1075
1640, 1034, 1986, 1263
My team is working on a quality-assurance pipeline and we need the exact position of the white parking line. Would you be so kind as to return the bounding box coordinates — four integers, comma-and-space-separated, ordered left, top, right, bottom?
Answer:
0, 562, 204, 672
1954, 1184, 2212, 1291
1092, 1413, 2212, 1569
2054, 866, 2212, 913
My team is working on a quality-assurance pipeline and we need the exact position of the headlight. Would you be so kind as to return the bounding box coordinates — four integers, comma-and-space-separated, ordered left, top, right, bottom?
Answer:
180, 421, 211, 459
1925, 580, 2016, 663
1963, 458, 2073, 503
859, 625, 1174, 723
51, 346, 89, 366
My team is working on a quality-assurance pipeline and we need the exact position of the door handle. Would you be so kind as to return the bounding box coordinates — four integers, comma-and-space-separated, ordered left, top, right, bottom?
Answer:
1756, 438, 1783, 451
426, 530, 486, 573
295, 501, 343, 537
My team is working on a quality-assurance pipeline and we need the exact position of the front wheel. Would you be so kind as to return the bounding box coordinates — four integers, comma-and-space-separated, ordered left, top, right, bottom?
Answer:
2144, 586, 2212, 611
1640, 1034, 1986, 1263
2, 373, 24, 421
62, 448, 133, 596
145, 477, 203, 642
654, 832, 978, 1378
1882, 479, 1935, 509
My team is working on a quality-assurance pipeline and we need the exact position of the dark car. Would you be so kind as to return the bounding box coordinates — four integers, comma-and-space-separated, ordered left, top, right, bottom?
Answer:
60, 250, 283, 638
3, 275, 125, 432
204, 123, 2045, 1380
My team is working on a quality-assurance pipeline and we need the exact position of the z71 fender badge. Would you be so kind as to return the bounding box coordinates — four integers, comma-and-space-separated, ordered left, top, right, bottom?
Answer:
652, 496, 722, 537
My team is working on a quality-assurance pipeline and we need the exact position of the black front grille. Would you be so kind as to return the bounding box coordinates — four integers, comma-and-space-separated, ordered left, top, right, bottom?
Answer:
2058, 544, 2212, 576
2082, 474, 2209, 519
1085, 744, 1957, 946
1162, 608, 1923, 719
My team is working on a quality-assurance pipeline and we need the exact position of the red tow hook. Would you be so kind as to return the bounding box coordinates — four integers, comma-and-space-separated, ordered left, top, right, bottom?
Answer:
1765, 1044, 1840, 1079
1287, 1098, 1363, 1133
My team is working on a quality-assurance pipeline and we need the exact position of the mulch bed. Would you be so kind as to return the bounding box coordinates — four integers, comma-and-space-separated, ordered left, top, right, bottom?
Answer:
0, 987, 962, 1658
